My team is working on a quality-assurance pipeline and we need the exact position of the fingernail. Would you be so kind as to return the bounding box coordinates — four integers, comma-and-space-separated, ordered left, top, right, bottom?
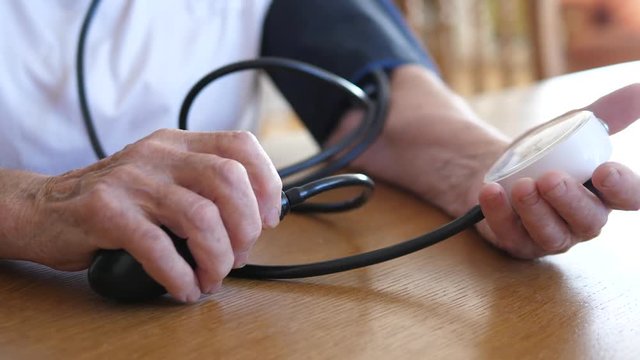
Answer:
603, 168, 620, 188
264, 206, 280, 228
185, 287, 202, 303
234, 251, 249, 268
547, 236, 569, 252
487, 185, 503, 202
203, 282, 222, 295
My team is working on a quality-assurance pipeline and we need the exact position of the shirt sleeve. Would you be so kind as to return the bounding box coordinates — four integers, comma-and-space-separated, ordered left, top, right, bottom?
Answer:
261, 0, 438, 143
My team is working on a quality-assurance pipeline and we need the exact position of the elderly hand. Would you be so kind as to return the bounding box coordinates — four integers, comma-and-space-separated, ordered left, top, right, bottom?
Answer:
478, 84, 640, 258
1, 129, 282, 302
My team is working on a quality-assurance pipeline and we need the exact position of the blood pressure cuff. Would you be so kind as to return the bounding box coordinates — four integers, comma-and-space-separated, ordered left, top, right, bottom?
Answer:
261, 0, 437, 143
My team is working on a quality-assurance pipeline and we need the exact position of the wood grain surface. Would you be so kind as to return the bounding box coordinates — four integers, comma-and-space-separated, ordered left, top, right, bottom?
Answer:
1, 62, 639, 360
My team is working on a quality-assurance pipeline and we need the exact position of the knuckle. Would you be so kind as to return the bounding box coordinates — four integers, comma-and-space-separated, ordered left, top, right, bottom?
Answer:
85, 182, 116, 209
133, 229, 167, 263
234, 220, 262, 252
575, 217, 606, 240
123, 139, 163, 159
83, 183, 123, 227
210, 253, 234, 281
230, 131, 260, 150
150, 128, 180, 140
108, 164, 142, 183
216, 158, 249, 186
187, 200, 219, 233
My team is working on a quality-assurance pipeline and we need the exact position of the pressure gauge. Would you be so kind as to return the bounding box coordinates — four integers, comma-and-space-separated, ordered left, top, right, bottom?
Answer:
485, 110, 611, 196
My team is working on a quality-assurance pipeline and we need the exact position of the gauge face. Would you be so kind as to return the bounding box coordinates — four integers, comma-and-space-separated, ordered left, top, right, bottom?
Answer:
486, 111, 604, 182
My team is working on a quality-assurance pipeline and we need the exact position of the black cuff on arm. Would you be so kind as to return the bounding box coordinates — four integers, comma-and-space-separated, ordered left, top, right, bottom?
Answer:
261, 0, 437, 143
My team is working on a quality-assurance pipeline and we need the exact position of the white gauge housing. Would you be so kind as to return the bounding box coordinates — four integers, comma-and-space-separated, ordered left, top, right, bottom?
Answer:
485, 110, 611, 197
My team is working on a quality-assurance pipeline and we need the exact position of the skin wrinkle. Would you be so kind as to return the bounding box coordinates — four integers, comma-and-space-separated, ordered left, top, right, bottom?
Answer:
602, 167, 620, 188
539, 175, 608, 239
425, 149, 484, 208
544, 178, 568, 198
592, 164, 640, 210
131, 180, 166, 222
437, 146, 500, 212
518, 186, 541, 206
345, 107, 505, 218
0, 124, 281, 301
0, 173, 46, 258
22, 185, 92, 268
39, 169, 95, 203
527, 186, 576, 251
0, 59, 636, 301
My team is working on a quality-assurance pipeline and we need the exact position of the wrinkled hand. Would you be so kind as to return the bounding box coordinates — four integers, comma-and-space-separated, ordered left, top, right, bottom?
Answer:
26, 129, 282, 302
478, 84, 640, 259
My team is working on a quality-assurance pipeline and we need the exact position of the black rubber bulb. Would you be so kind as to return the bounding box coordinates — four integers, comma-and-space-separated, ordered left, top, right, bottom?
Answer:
88, 229, 195, 302
88, 192, 290, 302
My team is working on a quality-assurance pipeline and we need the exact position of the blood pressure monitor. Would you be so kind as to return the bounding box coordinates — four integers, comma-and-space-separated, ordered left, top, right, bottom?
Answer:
485, 110, 612, 196
79, 0, 616, 300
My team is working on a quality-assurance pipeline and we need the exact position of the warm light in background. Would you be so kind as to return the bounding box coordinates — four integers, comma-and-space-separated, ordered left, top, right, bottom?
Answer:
395, 0, 640, 96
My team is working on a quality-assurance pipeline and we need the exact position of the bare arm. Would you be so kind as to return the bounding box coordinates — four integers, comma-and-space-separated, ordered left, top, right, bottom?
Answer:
332, 65, 640, 258
332, 65, 508, 217
0, 130, 282, 302
0, 170, 48, 261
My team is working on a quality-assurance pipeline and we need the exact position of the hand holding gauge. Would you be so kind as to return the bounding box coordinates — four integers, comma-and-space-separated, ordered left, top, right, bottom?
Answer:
89, 91, 637, 302
485, 110, 611, 197
479, 84, 640, 259
0, 1, 632, 304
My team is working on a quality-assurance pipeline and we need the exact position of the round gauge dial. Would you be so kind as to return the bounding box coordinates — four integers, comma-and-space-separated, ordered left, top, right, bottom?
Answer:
485, 110, 611, 196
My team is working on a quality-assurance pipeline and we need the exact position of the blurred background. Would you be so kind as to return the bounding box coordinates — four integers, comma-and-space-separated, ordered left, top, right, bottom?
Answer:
395, 0, 640, 96
260, 0, 640, 159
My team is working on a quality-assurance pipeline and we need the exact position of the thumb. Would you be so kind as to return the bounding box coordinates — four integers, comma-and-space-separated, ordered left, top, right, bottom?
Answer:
585, 83, 640, 135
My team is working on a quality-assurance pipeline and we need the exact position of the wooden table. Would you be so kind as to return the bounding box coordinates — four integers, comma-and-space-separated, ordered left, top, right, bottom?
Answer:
1, 62, 639, 359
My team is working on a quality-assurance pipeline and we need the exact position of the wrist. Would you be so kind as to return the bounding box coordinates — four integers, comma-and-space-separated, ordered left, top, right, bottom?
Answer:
0, 169, 48, 260
340, 64, 509, 217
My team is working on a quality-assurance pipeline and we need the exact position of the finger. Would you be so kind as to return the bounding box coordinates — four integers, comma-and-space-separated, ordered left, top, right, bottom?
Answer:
153, 130, 282, 228
119, 215, 201, 303
149, 184, 236, 293
479, 183, 545, 259
74, 165, 201, 302
104, 137, 261, 283
537, 171, 609, 240
190, 131, 282, 228
585, 83, 640, 134
114, 141, 263, 253
511, 178, 573, 253
592, 162, 640, 210
170, 154, 262, 262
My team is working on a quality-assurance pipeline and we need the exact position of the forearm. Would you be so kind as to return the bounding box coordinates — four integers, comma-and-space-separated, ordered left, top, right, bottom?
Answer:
0, 168, 47, 260
332, 66, 640, 260
333, 65, 509, 217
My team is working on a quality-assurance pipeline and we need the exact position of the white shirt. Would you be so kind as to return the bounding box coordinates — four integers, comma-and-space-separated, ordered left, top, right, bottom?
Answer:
0, 0, 271, 174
